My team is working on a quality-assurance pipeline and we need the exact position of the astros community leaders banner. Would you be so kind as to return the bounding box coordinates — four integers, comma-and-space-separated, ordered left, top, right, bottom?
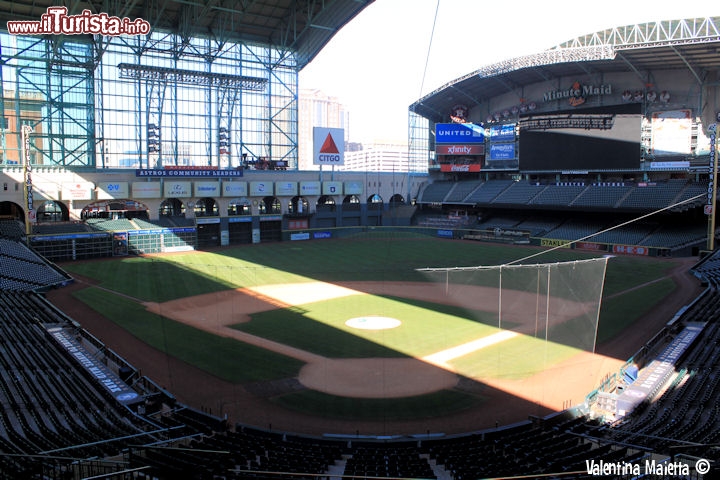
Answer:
313, 127, 344, 166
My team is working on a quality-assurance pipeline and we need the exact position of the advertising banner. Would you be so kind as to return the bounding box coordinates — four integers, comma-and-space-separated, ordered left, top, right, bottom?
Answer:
576, 242, 606, 252
436, 145, 484, 155
439, 164, 481, 173
136, 168, 242, 177
322, 181, 343, 195
300, 181, 321, 196
61, 182, 94, 200
97, 182, 129, 199
435, 123, 484, 144
313, 127, 345, 165
612, 245, 649, 256
649, 161, 690, 169
488, 143, 515, 161
163, 181, 191, 198
222, 181, 248, 197
194, 181, 220, 197
113, 232, 128, 256
275, 181, 298, 196
32, 182, 59, 200
288, 219, 309, 230
132, 182, 162, 198
489, 124, 516, 142
250, 181, 272, 196
344, 181, 363, 195
50, 329, 139, 405
540, 238, 571, 248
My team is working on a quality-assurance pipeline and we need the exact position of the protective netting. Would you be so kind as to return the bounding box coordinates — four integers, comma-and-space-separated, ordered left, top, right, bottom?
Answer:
418, 257, 610, 377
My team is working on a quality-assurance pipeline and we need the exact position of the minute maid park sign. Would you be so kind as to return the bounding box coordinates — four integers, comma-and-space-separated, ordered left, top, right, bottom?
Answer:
543, 81, 612, 107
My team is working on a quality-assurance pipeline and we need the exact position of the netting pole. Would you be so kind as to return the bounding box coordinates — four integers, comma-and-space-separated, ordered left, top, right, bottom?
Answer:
534, 267, 541, 338
591, 257, 611, 354
544, 264, 551, 366
498, 265, 503, 329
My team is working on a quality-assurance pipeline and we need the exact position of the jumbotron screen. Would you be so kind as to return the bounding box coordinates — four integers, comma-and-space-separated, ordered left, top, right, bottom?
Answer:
518, 104, 642, 171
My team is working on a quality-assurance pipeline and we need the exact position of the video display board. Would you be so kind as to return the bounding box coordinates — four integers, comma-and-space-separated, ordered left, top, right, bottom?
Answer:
518, 104, 642, 171
488, 124, 516, 142
486, 123, 518, 169
651, 109, 692, 156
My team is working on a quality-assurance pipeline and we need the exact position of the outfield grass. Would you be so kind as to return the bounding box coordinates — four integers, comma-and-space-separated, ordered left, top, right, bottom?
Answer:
64, 237, 674, 297
596, 277, 677, 343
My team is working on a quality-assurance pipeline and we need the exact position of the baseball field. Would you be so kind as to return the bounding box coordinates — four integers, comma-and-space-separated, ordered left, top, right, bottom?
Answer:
50, 231, 700, 435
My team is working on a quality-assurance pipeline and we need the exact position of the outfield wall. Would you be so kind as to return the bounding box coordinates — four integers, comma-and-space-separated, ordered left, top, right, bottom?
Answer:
284, 224, 676, 258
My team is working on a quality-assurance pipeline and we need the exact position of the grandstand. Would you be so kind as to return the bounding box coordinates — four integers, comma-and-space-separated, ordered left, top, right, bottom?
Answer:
1, 1, 720, 478
0, 258, 718, 479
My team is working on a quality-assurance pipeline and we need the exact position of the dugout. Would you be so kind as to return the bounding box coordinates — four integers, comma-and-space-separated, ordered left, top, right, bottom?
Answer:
31, 232, 113, 261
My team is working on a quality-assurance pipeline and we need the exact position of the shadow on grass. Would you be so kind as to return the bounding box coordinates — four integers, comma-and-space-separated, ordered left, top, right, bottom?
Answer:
71, 286, 304, 383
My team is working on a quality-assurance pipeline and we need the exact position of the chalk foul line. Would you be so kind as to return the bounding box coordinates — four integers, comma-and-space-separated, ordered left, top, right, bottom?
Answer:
422, 330, 520, 369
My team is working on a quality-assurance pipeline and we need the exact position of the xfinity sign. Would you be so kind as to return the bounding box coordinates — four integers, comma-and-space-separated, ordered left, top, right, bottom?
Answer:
435, 123, 484, 144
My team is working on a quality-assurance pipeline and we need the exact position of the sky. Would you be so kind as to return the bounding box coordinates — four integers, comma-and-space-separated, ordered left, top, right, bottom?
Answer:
298, 1, 716, 144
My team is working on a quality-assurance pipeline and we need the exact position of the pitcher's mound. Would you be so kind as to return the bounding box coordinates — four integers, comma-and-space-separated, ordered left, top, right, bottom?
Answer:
299, 358, 458, 398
